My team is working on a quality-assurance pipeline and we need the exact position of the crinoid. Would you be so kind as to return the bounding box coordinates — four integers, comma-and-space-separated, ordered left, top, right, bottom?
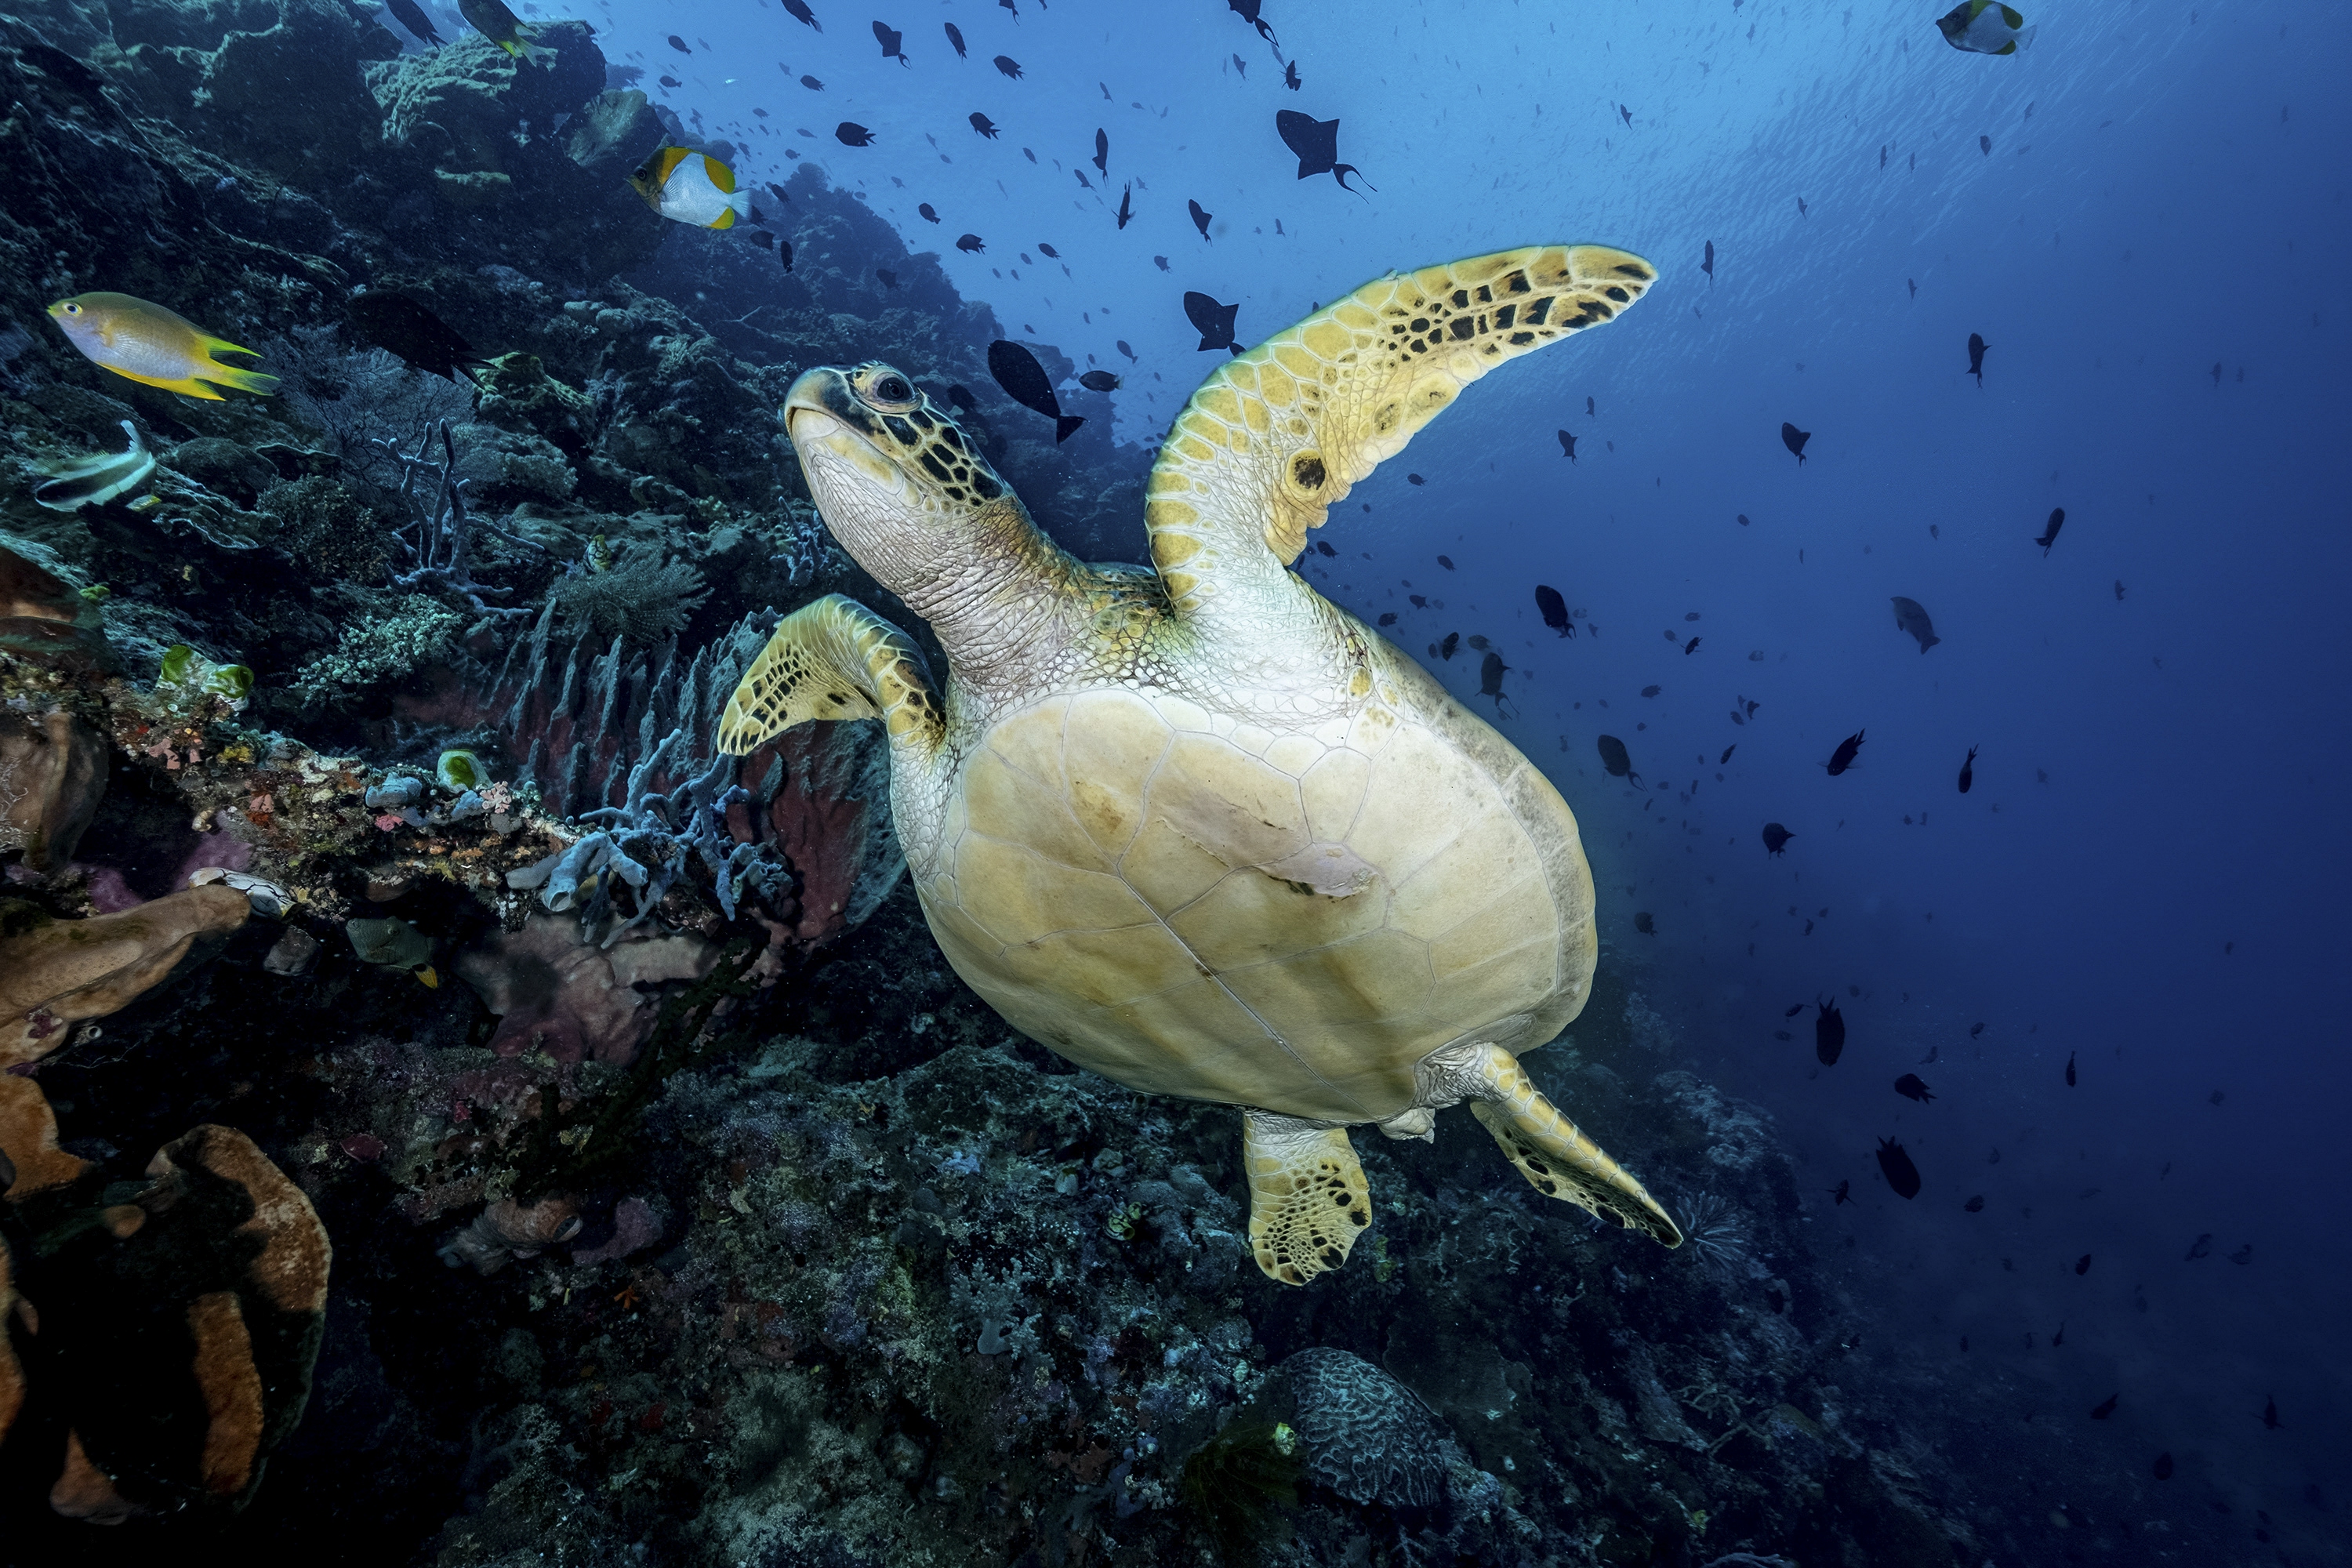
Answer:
1678, 1190, 1753, 1282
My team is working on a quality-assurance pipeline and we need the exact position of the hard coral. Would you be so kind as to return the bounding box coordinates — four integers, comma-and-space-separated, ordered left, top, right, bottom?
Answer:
0, 884, 250, 1068
437, 1195, 583, 1275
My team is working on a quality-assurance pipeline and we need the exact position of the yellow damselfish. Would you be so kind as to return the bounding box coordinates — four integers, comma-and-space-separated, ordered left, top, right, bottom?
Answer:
46, 292, 278, 401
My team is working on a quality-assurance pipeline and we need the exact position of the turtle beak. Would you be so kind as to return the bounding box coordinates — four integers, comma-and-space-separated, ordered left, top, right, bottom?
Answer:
783, 368, 908, 499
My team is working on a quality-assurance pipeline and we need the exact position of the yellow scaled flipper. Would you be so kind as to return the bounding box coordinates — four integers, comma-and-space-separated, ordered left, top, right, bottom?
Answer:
1143, 245, 1653, 616
1446, 1041, 1683, 1245
1242, 1110, 1372, 1286
46, 292, 278, 401
717, 593, 944, 754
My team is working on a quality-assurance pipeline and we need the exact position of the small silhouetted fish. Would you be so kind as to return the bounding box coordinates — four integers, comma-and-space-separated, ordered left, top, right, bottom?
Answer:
1797, 195, 1808, 217
659, 74, 681, 88
873, 19, 907, 65
1596, 735, 1640, 786
1702, 239, 1715, 285
777, 239, 795, 272
801, 74, 825, 89
1895, 1073, 1935, 1103
1830, 1179, 1850, 1205
956, 233, 985, 253
1970, 1021, 1985, 1037
2211, 361, 2223, 387
1115, 339, 1137, 362
836, 122, 875, 146
1090, 128, 1108, 174
2065, 1050, 2076, 1087
1188, 198, 1213, 239
914, 204, 939, 227
1781, 422, 1811, 463
1737, 514, 1751, 527
2075, 1253, 2091, 1275
993, 54, 1022, 78
1967, 332, 1989, 383
876, 268, 898, 289
1891, 596, 1940, 652
1785, 1004, 1805, 1018
1226, 0, 1278, 44
1153, 255, 1169, 271
2114, 579, 2125, 601
1182, 291, 1241, 355
2035, 507, 2064, 554
667, 32, 691, 51
944, 21, 965, 56
2261, 1396, 2281, 1428
782, 0, 820, 30
1634, 911, 1657, 934
2230, 1243, 2252, 1265
1438, 632, 1458, 660
1276, 110, 1371, 192
1283, 59, 1299, 89
2052, 1321, 2067, 1346
1037, 242, 1059, 259
1535, 585, 1572, 637
1683, 636, 1700, 655
1436, 555, 1454, 570
1077, 370, 1119, 392
2154, 1453, 2175, 1481
969, 111, 999, 138
2090, 1393, 2118, 1420
2184, 1232, 2212, 1261
347, 292, 485, 381
1958, 745, 1977, 793
1557, 429, 1577, 463
1116, 184, 1134, 229
1314, 539, 1335, 557
1980, 134, 1991, 154
388, 0, 444, 45
1775, 1031, 1792, 1041
1762, 822, 1794, 857
986, 339, 1083, 442
1478, 651, 1514, 717
1377, 612, 1396, 626
1876, 1136, 1921, 1199
1719, 744, 1736, 764
1406, 473, 1425, 485
1826, 730, 1864, 775
1639, 684, 1660, 697
1965, 1194, 1985, 1212
1817, 1000, 1846, 1065
946, 384, 975, 413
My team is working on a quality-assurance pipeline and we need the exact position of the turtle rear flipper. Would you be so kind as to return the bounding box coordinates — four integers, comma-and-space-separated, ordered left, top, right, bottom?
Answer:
718, 593, 943, 753
1436, 1041, 1682, 1246
1242, 1109, 1370, 1286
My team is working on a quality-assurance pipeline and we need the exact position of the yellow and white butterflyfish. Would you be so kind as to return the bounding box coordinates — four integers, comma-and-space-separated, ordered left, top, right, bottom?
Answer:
1936, 0, 2035, 55
628, 147, 754, 230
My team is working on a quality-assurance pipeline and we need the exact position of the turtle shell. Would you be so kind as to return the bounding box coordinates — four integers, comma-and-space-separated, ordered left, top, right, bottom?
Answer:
909, 653, 1595, 1124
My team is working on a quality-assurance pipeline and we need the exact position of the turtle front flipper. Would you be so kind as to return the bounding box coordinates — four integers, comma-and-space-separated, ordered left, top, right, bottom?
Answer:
1434, 1041, 1682, 1247
1242, 1109, 1371, 1286
717, 593, 944, 754
1145, 245, 1654, 626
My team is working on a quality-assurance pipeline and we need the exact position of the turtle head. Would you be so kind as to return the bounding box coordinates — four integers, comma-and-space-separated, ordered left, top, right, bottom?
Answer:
782, 362, 1018, 602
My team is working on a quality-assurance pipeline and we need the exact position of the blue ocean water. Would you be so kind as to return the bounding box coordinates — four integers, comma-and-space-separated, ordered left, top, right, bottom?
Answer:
546, 0, 2348, 1548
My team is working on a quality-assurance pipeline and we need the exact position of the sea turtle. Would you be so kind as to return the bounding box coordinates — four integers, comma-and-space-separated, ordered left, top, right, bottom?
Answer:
720, 245, 1682, 1283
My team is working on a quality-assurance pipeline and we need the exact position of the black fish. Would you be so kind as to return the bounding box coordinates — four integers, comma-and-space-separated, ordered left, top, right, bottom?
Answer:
1534, 584, 1572, 637
2035, 507, 2064, 554
1633, 911, 1656, 935
2075, 1254, 2092, 1275
1478, 651, 1514, 717
986, 339, 1083, 442
836, 122, 875, 146
1969, 1021, 1985, 1037
346, 292, 485, 382
1439, 632, 1459, 660
949, 234, 989, 258
777, 238, 794, 273
1894, 1073, 1935, 1103
1737, 514, 1750, 526
1965, 1194, 1985, 1212
1701, 239, 1714, 285
1232, 53, 1247, 78
1891, 595, 1940, 652
1875, 1137, 1920, 1199
1967, 332, 1988, 383
944, 21, 966, 56
1314, 539, 1335, 557
1182, 291, 1242, 356
1077, 370, 1119, 392
801, 74, 825, 90
1153, 255, 1169, 272
2261, 1396, 2282, 1428
1781, 422, 1811, 464
1093, 128, 1109, 173
1406, 473, 1425, 485
969, 111, 1000, 139
2090, 1393, 2118, 1421
876, 268, 897, 289
1762, 822, 1794, 857
1958, 745, 1977, 793
1595, 735, 1640, 786
2114, 579, 2126, 601
1980, 134, 1991, 155
1797, 195, 1808, 217
667, 32, 691, 52
1116, 184, 1134, 228
2230, 1243, 2252, 1265
1377, 612, 1396, 626
1784, 1004, 1805, 1018
1188, 198, 1212, 239
659, 74, 681, 88
1826, 730, 1864, 776
388, 0, 445, 45
946, 384, 976, 413
1283, 59, 1300, 90
993, 54, 1022, 78
1465, 633, 1486, 648
2185, 1232, 2213, 1261
1275, 111, 1371, 192
782, 0, 821, 27
1556, 429, 1577, 463
2063, 1050, 2077, 1086
1719, 744, 1736, 764
1116, 340, 1136, 362
918, 201, 938, 222
2052, 1322, 2066, 1347
1817, 1000, 1846, 1065
1683, 636, 1700, 655
1227, 0, 1277, 44
1830, 1179, 1850, 1205
1040, 243, 1061, 260
2154, 1453, 2175, 1481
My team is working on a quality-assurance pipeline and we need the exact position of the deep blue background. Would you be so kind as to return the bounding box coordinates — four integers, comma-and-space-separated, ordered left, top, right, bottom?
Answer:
470, 0, 2351, 1549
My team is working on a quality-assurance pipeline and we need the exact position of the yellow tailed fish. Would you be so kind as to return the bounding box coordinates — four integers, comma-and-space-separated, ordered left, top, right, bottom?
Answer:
628, 146, 753, 230
32, 419, 155, 511
456, 0, 545, 60
46, 293, 278, 401
1936, 0, 2035, 55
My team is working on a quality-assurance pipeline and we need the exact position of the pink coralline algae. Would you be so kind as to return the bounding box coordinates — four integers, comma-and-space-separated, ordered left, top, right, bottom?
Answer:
453, 912, 718, 1066
572, 1196, 663, 1265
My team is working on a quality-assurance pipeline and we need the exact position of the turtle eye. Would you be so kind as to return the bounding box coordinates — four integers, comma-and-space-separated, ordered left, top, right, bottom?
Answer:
856, 368, 920, 412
